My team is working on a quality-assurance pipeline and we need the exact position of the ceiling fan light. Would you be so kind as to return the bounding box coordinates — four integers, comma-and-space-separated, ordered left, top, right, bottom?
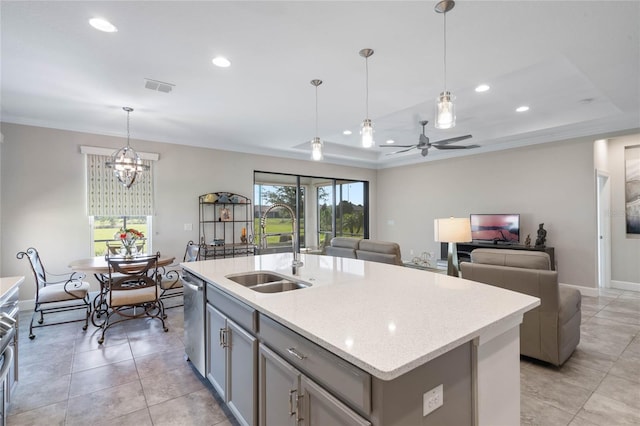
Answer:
361, 119, 374, 148
311, 137, 323, 161
435, 91, 456, 129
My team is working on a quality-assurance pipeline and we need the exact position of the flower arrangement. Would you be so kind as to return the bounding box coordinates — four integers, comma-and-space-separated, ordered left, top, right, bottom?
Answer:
115, 228, 144, 258
117, 228, 144, 242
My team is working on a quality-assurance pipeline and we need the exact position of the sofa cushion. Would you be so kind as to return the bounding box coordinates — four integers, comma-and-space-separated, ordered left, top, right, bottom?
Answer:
356, 251, 399, 265
329, 237, 361, 249
471, 248, 551, 270
325, 246, 357, 259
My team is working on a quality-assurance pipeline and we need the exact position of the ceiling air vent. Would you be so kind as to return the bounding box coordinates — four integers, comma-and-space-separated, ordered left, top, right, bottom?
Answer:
144, 78, 175, 93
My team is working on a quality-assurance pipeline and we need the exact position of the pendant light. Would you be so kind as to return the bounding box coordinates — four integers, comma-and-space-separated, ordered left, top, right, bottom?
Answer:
310, 79, 323, 161
435, 0, 456, 129
105, 107, 149, 188
359, 48, 375, 148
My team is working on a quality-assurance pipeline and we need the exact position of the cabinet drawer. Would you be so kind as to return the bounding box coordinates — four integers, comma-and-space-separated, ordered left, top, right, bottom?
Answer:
206, 284, 257, 333
259, 314, 371, 415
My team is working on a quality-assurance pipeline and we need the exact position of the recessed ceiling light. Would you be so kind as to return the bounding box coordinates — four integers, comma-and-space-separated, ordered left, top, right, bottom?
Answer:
386, 139, 395, 144
89, 18, 117, 33
475, 84, 490, 92
516, 106, 530, 112
343, 130, 352, 135
212, 56, 231, 68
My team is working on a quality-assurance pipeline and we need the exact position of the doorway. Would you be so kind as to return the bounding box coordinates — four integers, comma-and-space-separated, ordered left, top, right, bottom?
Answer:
596, 171, 611, 288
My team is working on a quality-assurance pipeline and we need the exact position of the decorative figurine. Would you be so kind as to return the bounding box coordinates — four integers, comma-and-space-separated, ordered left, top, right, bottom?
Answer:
524, 234, 531, 248
535, 223, 547, 248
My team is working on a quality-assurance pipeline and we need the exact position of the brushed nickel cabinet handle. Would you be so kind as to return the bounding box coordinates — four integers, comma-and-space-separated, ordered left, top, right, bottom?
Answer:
289, 389, 297, 416
287, 347, 306, 360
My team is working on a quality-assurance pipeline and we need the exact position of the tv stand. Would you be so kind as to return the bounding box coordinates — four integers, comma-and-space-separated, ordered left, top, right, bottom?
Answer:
441, 242, 555, 270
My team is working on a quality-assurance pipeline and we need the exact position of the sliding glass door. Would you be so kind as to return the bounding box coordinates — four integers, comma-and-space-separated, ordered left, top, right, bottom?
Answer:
254, 171, 368, 254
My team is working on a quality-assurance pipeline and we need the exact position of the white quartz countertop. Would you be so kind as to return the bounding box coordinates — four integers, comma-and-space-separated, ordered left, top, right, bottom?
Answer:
0, 276, 24, 299
183, 254, 539, 380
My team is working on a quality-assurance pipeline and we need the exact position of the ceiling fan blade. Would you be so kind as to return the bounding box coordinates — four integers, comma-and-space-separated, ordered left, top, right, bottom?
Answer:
431, 134, 473, 146
380, 144, 416, 148
386, 147, 417, 155
433, 144, 473, 150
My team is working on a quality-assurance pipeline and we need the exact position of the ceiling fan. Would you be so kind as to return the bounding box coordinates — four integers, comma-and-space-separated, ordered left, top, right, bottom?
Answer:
382, 120, 478, 157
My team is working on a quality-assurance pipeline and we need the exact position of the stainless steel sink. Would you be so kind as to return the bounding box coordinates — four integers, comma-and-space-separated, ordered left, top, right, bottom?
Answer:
225, 271, 311, 293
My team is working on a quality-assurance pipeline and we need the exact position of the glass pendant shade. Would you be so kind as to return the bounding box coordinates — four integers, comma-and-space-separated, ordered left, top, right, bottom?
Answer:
435, 91, 456, 129
311, 137, 323, 161
105, 107, 149, 189
361, 118, 374, 148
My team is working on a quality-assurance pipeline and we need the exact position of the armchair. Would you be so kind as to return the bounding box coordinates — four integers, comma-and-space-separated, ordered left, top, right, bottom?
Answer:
17, 247, 91, 339
460, 248, 581, 366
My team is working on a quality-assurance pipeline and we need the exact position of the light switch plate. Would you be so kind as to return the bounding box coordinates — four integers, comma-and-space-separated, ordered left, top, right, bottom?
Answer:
184, 223, 192, 231
423, 384, 443, 416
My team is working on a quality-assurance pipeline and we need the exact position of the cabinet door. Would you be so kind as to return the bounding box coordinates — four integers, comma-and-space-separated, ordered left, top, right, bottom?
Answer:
259, 344, 300, 426
301, 376, 370, 426
227, 319, 258, 426
206, 304, 228, 400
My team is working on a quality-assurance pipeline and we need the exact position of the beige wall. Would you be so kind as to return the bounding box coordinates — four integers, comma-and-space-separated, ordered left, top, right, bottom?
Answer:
2, 122, 639, 302
607, 134, 640, 285
0, 123, 376, 301
377, 137, 598, 288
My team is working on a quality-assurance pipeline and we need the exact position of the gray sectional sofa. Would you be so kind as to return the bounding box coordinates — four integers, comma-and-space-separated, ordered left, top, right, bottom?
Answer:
325, 237, 403, 266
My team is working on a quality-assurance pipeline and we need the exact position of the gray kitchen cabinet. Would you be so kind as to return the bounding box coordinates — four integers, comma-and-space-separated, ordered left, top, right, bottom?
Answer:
259, 343, 370, 426
206, 303, 257, 426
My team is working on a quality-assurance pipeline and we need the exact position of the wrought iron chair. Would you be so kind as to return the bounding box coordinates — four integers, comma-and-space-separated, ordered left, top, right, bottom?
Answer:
16, 247, 91, 339
159, 240, 201, 308
99, 253, 167, 344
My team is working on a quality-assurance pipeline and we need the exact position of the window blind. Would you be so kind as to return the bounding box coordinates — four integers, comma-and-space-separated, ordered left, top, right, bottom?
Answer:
86, 153, 154, 216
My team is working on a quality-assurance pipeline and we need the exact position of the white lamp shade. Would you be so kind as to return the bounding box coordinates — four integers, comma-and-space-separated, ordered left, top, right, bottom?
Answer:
434, 217, 472, 243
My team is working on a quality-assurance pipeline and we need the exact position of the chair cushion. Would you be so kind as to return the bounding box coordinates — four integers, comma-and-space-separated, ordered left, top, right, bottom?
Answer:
38, 281, 90, 303
471, 249, 551, 270
110, 286, 159, 307
161, 277, 183, 290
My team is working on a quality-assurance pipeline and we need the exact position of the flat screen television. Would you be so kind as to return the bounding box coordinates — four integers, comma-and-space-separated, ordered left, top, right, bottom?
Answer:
470, 214, 520, 243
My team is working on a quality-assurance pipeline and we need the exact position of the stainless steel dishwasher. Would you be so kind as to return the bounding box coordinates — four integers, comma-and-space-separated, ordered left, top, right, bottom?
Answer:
183, 270, 205, 376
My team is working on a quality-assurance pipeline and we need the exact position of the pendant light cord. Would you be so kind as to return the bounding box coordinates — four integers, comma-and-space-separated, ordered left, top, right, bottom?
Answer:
315, 84, 319, 137
365, 57, 370, 118
443, 11, 447, 92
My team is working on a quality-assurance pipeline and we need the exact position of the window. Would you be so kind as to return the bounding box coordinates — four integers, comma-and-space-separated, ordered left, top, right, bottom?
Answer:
91, 216, 151, 256
83, 149, 155, 255
254, 171, 368, 252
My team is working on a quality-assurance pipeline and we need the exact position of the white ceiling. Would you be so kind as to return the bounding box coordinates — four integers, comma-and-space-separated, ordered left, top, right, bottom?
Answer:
1, 1, 639, 168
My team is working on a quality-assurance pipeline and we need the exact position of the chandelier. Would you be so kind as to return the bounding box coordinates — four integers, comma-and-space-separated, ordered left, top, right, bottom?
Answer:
105, 107, 149, 188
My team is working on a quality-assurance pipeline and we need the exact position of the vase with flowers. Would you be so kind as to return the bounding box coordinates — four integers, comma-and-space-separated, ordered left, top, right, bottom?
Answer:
116, 228, 144, 259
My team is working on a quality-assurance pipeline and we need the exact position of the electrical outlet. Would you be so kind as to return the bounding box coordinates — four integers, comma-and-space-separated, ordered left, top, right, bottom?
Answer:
423, 384, 443, 416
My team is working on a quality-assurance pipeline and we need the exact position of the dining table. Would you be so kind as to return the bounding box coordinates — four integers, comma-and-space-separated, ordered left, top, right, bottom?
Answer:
69, 254, 176, 327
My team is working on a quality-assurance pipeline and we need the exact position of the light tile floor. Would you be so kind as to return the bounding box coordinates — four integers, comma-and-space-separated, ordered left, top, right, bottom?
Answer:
520, 289, 640, 426
8, 302, 236, 426
7, 289, 640, 425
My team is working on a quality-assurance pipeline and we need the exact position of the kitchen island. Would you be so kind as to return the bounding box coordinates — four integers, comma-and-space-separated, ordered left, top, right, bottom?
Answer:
183, 253, 539, 426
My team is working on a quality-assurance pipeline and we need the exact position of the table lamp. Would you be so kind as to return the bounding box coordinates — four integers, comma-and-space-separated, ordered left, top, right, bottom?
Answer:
434, 217, 472, 277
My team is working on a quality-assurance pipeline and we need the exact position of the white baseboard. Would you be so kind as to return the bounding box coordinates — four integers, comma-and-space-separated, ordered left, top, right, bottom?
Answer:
610, 280, 640, 292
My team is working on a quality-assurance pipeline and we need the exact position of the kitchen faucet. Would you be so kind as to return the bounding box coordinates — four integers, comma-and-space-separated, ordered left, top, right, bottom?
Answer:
260, 203, 303, 273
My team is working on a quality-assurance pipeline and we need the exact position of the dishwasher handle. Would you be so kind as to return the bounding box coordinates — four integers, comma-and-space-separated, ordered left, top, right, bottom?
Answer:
182, 272, 204, 292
